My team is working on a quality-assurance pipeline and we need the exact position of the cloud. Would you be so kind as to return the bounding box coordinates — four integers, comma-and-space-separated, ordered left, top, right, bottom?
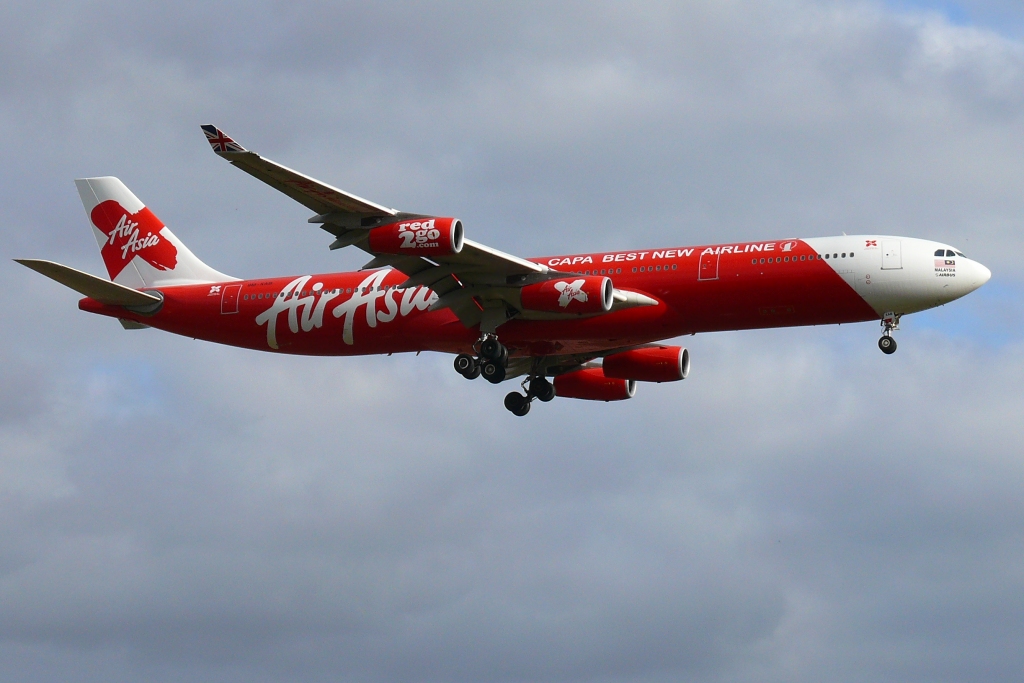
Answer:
2, 1, 1023, 682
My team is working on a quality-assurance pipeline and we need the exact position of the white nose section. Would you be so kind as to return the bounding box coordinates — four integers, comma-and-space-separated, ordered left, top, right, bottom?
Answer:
971, 261, 992, 290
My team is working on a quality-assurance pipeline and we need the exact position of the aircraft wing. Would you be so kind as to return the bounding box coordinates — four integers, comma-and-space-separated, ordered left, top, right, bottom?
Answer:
201, 125, 397, 218
202, 126, 652, 329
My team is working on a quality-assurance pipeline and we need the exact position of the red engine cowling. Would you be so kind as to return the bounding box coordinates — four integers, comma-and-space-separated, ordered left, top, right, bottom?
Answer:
553, 368, 636, 401
520, 276, 613, 315
603, 346, 690, 383
368, 217, 464, 257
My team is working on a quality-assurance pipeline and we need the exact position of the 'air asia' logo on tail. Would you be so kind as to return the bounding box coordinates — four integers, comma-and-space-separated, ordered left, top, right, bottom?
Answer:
90, 200, 178, 279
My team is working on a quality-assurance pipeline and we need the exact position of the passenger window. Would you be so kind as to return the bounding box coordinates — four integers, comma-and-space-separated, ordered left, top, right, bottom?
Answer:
824, 254, 829, 259
841, 253, 846, 258
752, 259, 757, 264
656, 265, 661, 271
632, 267, 637, 273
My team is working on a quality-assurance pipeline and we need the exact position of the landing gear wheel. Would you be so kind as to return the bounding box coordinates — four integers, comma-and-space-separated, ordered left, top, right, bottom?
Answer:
878, 336, 897, 354
528, 377, 555, 402
481, 361, 506, 384
504, 391, 531, 416
463, 363, 481, 379
480, 337, 506, 362
454, 354, 476, 375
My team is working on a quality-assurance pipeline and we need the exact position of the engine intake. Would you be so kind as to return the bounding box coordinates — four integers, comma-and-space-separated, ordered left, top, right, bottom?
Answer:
520, 276, 613, 315
368, 217, 463, 257
553, 368, 636, 401
603, 346, 690, 382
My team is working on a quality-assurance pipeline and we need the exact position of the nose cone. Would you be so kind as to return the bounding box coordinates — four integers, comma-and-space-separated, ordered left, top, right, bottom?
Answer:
971, 260, 992, 291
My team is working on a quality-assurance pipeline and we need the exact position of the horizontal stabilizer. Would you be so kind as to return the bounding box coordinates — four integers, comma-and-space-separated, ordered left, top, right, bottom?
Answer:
15, 259, 162, 307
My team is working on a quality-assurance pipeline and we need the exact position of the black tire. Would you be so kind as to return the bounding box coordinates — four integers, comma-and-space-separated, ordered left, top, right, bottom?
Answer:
464, 363, 481, 379
482, 361, 506, 384
529, 377, 555, 402
480, 337, 505, 361
498, 345, 509, 367
504, 391, 525, 412
878, 336, 897, 354
454, 353, 475, 375
504, 392, 531, 416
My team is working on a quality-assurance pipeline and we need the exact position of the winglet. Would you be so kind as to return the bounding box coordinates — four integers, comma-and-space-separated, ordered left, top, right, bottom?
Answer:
201, 125, 247, 154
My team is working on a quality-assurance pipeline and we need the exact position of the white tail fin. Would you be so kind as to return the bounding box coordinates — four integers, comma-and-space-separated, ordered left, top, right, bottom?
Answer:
75, 177, 235, 288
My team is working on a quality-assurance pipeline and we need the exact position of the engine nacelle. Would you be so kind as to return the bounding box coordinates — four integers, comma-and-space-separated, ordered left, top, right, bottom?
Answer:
603, 346, 690, 383
520, 276, 613, 315
368, 217, 463, 257
553, 368, 636, 401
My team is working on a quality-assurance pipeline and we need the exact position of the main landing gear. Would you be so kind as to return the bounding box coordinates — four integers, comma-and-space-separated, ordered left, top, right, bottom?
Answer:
878, 312, 900, 355
504, 376, 555, 417
454, 335, 554, 417
454, 335, 509, 384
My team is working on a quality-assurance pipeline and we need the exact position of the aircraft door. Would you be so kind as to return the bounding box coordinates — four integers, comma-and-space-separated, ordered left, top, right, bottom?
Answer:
221, 284, 241, 314
698, 251, 720, 281
881, 240, 902, 270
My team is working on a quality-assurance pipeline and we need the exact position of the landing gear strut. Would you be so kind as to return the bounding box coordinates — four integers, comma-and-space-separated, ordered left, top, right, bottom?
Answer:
878, 312, 900, 355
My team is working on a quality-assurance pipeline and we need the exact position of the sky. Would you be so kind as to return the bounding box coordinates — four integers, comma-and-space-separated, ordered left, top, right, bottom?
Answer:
2, 1, 1023, 682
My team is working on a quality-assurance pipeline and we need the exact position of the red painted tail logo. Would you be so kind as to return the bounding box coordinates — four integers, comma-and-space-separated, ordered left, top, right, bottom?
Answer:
90, 200, 178, 278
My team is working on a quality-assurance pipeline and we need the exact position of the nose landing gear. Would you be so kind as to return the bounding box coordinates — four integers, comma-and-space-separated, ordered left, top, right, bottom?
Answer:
878, 312, 900, 355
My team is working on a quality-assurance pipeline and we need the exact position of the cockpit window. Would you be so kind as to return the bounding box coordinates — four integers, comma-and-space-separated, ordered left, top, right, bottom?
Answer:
934, 249, 944, 256
955, 251, 966, 257
945, 249, 956, 257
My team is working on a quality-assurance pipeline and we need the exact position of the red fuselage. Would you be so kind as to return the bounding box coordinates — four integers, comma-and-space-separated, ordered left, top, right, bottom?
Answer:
81, 237, 879, 357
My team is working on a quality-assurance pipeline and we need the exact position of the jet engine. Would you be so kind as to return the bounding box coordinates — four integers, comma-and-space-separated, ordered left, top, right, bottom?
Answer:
368, 217, 463, 257
602, 346, 690, 383
520, 276, 613, 315
553, 367, 636, 401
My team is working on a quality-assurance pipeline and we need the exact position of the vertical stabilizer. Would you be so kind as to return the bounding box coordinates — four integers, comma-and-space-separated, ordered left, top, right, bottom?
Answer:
75, 177, 235, 287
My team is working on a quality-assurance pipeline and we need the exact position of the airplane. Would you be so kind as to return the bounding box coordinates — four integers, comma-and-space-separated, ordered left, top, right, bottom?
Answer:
16, 126, 992, 416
